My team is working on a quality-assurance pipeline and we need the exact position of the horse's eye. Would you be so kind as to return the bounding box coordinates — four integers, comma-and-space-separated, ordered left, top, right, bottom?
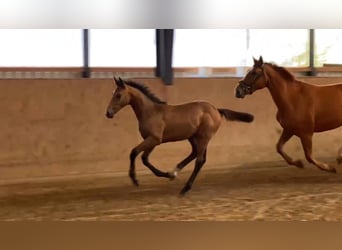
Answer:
115, 93, 121, 99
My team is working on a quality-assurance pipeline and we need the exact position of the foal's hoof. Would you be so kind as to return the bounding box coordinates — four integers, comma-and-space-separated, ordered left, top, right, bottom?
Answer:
131, 179, 139, 186
179, 185, 191, 196
337, 157, 342, 165
327, 167, 337, 174
292, 160, 304, 168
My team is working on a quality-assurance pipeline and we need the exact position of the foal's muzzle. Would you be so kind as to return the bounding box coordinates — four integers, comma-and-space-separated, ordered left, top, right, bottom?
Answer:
106, 111, 114, 119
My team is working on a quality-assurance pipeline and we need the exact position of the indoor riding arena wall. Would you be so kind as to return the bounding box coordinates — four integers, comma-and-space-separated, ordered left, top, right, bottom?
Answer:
1, 77, 341, 181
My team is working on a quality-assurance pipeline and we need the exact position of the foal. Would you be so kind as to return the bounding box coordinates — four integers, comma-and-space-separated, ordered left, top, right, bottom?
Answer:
106, 77, 254, 195
235, 56, 342, 173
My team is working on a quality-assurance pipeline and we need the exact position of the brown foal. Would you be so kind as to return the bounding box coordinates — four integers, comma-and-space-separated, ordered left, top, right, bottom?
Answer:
106, 77, 254, 195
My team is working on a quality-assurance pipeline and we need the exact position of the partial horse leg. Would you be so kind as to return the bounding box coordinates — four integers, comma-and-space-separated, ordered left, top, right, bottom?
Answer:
276, 129, 304, 168
337, 147, 342, 164
180, 143, 208, 196
141, 146, 171, 178
169, 138, 197, 180
300, 134, 336, 173
129, 136, 162, 186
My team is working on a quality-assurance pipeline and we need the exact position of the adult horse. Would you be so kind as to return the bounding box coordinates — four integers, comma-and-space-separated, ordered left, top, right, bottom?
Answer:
106, 77, 254, 195
235, 56, 342, 173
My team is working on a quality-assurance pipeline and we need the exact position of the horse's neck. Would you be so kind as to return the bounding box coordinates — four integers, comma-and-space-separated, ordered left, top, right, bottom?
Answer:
129, 90, 157, 121
266, 72, 293, 112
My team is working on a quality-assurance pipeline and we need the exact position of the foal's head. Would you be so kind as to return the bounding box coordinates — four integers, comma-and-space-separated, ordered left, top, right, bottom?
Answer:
235, 56, 268, 98
105, 77, 131, 119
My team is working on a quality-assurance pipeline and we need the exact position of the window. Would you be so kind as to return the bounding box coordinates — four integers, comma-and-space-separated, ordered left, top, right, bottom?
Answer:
173, 29, 248, 67
174, 29, 310, 67
315, 29, 342, 66
0, 29, 83, 67
248, 29, 309, 66
89, 29, 156, 67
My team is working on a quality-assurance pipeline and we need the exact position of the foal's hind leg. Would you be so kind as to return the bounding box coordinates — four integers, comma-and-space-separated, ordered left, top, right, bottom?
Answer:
337, 147, 342, 164
179, 136, 208, 195
300, 134, 336, 173
169, 138, 197, 180
141, 146, 171, 178
276, 129, 304, 168
180, 148, 207, 195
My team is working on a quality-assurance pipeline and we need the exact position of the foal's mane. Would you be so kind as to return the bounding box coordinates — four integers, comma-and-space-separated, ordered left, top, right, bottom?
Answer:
265, 63, 295, 82
123, 79, 167, 104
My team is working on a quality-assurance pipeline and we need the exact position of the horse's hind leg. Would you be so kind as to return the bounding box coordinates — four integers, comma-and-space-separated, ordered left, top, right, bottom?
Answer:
337, 147, 342, 164
300, 134, 336, 173
276, 129, 304, 168
169, 137, 197, 180
141, 146, 171, 178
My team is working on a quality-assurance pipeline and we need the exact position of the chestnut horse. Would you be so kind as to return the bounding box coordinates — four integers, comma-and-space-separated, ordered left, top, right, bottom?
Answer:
235, 56, 342, 173
106, 77, 254, 195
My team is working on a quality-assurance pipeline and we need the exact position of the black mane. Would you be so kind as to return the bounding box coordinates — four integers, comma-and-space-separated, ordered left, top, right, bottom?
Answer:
123, 79, 167, 104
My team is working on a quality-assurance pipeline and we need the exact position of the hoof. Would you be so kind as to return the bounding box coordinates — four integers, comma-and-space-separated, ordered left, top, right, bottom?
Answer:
320, 165, 337, 174
131, 179, 139, 186
327, 167, 337, 174
292, 160, 304, 168
337, 157, 342, 165
179, 186, 191, 196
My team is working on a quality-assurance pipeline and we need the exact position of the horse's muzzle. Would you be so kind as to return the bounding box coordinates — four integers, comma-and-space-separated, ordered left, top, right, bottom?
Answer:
106, 111, 114, 119
235, 86, 245, 98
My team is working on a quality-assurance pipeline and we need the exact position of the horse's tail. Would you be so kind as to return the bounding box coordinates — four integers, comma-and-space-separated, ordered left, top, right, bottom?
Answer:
218, 108, 254, 123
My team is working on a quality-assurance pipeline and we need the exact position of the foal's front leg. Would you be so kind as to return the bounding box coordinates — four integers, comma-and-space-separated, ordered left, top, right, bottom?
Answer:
129, 136, 169, 186
141, 146, 171, 178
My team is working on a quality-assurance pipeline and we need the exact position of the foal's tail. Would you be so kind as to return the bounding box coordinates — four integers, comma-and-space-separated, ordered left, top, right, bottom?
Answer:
218, 108, 254, 123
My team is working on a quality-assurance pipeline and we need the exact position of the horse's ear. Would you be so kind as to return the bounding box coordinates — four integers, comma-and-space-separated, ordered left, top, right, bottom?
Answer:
253, 56, 263, 67
114, 77, 125, 88
259, 56, 264, 64
253, 57, 258, 65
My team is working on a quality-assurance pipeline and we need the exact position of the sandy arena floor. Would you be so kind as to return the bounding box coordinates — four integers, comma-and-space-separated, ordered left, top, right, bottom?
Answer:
1, 159, 342, 221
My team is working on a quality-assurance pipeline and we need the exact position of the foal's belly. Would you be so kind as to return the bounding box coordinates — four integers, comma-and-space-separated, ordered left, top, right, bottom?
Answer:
162, 124, 197, 142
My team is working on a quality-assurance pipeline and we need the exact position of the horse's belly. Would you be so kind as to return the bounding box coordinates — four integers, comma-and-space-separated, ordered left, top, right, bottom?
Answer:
314, 119, 342, 132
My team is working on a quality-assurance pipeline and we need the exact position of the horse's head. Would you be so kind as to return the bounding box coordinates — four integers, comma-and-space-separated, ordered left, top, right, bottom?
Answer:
105, 77, 131, 119
235, 56, 268, 98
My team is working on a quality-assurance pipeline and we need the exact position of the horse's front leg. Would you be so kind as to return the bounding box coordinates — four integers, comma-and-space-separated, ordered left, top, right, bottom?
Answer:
276, 129, 304, 168
300, 134, 337, 173
129, 136, 168, 186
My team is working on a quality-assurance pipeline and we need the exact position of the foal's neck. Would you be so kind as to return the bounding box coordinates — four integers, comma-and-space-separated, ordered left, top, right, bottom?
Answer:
129, 89, 159, 121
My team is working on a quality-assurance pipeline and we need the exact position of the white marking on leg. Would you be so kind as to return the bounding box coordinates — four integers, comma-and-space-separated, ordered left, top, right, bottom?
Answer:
169, 167, 180, 180
173, 167, 180, 177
